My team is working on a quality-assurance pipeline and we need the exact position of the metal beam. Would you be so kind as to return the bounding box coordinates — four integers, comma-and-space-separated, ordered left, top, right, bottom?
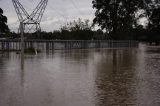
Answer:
12, 0, 48, 33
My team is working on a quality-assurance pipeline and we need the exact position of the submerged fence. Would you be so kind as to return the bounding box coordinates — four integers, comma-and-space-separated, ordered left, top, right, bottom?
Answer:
0, 40, 138, 51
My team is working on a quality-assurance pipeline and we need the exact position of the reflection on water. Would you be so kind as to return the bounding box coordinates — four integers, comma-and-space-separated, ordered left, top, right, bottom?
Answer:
0, 45, 160, 106
95, 49, 137, 106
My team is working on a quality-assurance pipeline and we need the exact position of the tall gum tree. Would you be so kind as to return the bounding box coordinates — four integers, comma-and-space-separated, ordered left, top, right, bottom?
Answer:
92, 0, 151, 39
0, 8, 9, 33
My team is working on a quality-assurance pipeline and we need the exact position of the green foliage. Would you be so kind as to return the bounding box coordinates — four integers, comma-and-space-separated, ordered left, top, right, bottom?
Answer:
147, 8, 160, 42
60, 18, 94, 40
61, 18, 92, 31
0, 8, 9, 33
92, 0, 148, 39
18, 19, 103, 40
0, 8, 3, 14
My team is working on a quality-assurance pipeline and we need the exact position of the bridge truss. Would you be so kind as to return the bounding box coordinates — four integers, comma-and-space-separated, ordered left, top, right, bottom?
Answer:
12, 0, 48, 33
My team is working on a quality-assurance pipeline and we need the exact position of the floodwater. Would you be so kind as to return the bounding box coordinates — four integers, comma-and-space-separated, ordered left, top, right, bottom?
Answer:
0, 44, 160, 106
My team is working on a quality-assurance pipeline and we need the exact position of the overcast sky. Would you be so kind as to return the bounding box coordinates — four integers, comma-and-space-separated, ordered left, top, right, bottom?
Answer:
0, 0, 95, 32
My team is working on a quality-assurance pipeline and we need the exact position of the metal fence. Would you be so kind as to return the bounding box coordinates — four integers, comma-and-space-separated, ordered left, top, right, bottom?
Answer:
0, 40, 138, 51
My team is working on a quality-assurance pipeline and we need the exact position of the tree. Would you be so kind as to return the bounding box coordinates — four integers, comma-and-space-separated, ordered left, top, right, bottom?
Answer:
150, 8, 160, 30
92, 0, 147, 39
60, 19, 94, 40
61, 18, 92, 31
0, 8, 9, 33
147, 7, 160, 44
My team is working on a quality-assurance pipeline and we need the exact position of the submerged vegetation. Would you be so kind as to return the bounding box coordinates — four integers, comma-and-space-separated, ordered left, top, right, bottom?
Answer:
24, 48, 41, 54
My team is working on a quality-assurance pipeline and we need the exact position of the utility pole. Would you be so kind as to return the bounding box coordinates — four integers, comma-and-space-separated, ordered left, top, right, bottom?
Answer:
20, 22, 24, 70
12, 0, 48, 34
12, 0, 48, 69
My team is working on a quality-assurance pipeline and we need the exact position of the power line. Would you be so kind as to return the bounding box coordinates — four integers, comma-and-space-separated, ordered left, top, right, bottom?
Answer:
73, 0, 94, 14
26, 0, 67, 21
67, 0, 95, 20
69, 0, 84, 16
47, 4, 67, 20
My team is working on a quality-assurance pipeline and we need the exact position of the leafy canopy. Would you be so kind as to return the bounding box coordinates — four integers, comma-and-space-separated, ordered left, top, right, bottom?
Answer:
0, 8, 9, 33
92, 0, 146, 37
61, 18, 92, 31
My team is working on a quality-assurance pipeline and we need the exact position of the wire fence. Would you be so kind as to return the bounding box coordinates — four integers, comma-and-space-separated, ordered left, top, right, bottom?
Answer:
0, 40, 139, 51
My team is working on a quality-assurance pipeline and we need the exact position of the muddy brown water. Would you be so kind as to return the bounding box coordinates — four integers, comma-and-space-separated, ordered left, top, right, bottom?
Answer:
0, 44, 160, 106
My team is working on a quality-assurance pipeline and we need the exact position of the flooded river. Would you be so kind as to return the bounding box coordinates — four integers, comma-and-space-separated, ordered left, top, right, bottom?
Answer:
0, 44, 160, 106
